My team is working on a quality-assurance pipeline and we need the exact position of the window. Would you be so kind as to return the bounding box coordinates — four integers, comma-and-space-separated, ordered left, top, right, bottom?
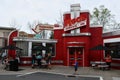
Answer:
16, 41, 28, 56
70, 28, 80, 34
32, 42, 56, 57
3, 32, 9, 38
46, 43, 56, 56
105, 42, 120, 59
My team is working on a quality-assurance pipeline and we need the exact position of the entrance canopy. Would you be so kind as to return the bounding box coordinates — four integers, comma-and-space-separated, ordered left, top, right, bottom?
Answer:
13, 37, 57, 57
13, 37, 57, 43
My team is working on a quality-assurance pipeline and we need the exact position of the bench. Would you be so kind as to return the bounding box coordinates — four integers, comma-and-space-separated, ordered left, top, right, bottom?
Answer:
41, 63, 48, 68
97, 64, 109, 70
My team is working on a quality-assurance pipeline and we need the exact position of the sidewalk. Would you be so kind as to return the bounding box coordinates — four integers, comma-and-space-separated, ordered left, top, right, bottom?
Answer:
0, 64, 120, 80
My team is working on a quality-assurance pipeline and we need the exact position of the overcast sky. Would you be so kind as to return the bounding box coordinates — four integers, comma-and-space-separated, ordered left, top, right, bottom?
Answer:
0, 0, 120, 32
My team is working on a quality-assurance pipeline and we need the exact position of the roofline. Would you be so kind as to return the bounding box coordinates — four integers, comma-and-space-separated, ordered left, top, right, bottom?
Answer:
13, 37, 58, 43
103, 29, 120, 33
90, 25, 103, 28
63, 10, 90, 15
62, 33, 91, 37
102, 29, 120, 37
0, 26, 16, 30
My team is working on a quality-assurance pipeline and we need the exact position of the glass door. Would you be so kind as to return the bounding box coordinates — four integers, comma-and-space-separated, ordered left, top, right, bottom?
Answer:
69, 47, 83, 66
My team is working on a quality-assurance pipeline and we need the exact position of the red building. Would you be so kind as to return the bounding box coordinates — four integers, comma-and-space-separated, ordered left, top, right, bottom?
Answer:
7, 4, 104, 67
53, 4, 103, 66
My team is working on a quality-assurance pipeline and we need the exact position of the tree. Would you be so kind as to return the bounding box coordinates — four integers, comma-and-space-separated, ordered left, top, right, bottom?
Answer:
91, 5, 120, 31
9, 19, 22, 30
56, 11, 63, 26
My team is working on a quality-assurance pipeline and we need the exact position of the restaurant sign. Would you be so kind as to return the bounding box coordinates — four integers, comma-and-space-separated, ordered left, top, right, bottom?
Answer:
64, 20, 86, 31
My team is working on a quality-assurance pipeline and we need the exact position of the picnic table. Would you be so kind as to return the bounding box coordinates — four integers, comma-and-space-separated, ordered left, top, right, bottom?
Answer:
91, 61, 109, 70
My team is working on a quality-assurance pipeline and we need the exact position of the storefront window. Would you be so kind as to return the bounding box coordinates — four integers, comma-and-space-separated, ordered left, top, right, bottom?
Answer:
32, 42, 56, 57
105, 42, 120, 59
69, 47, 75, 54
46, 43, 55, 56
16, 41, 28, 56
70, 28, 80, 34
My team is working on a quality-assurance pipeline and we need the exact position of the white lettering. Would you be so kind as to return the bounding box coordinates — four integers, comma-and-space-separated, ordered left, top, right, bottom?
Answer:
64, 20, 86, 31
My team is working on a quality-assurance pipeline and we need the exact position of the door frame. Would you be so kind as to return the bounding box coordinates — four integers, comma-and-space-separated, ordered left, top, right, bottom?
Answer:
67, 46, 84, 67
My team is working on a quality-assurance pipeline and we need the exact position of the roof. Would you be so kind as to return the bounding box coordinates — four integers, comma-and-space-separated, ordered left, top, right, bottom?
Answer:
102, 29, 120, 37
63, 10, 89, 15
13, 37, 57, 43
0, 26, 16, 30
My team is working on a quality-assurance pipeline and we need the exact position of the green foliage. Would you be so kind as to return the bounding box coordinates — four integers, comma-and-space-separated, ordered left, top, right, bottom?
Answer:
91, 5, 116, 31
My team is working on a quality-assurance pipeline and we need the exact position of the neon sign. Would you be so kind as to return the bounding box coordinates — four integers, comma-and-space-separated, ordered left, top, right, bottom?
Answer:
64, 20, 86, 31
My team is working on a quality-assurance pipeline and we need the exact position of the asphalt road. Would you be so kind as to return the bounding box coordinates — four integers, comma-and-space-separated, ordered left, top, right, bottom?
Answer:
0, 72, 100, 80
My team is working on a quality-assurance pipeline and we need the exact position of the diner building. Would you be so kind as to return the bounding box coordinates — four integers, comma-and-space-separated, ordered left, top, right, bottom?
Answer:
7, 4, 109, 67
53, 4, 103, 66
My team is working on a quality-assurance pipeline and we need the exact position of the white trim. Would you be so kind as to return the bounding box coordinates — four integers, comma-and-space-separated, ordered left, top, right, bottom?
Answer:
103, 30, 120, 37
67, 42, 84, 44
104, 37, 120, 43
13, 38, 58, 43
54, 27, 63, 30
28, 41, 32, 57
63, 11, 70, 15
7, 30, 18, 45
67, 46, 84, 48
71, 3, 80, 7
103, 29, 120, 33
63, 10, 89, 15
80, 10, 89, 13
64, 20, 87, 31
90, 25, 102, 27
63, 33, 91, 37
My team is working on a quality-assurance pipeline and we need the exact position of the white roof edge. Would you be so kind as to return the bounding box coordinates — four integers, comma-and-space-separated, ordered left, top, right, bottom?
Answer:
70, 3, 80, 7
54, 27, 63, 30
90, 25, 103, 27
63, 10, 90, 15
63, 11, 70, 14
13, 38, 58, 43
80, 10, 90, 13
104, 38, 120, 43
103, 29, 120, 33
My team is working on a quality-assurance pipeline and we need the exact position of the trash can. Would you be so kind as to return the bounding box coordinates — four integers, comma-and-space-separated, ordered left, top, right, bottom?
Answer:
14, 59, 19, 71
9, 60, 13, 71
9, 59, 18, 71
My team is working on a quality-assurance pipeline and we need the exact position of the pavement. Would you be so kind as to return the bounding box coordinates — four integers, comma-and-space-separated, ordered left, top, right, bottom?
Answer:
0, 63, 120, 80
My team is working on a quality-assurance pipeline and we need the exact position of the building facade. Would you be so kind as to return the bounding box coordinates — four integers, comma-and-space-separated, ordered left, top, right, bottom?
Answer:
7, 4, 104, 67
0, 26, 15, 49
103, 30, 120, 69
8, 25, 57, 66
53, 4, 103, 66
